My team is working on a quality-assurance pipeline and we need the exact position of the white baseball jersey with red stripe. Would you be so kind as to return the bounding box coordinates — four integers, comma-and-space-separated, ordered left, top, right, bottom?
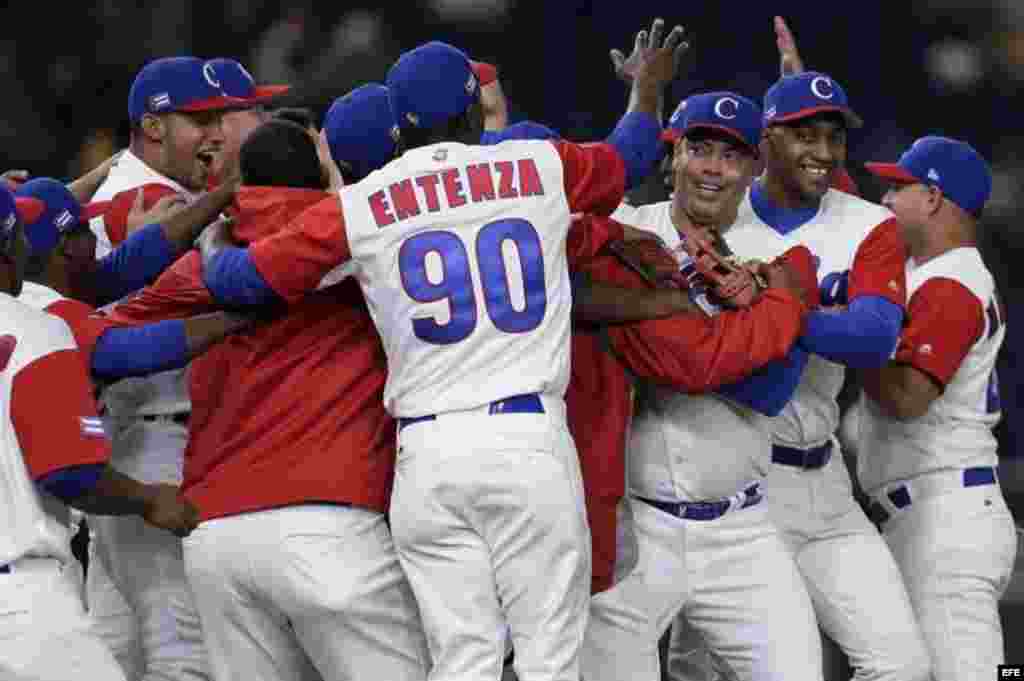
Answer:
724, 188, 905, 449
857, 247, 1004, 492
0, 293, 110, 566
89, 150, 192, 258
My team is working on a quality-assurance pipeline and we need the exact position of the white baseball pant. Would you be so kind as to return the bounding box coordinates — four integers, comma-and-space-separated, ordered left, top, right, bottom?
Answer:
870, 472, 1019, 681
86, 536, 144, 679
183, 504, 428, 681
1, 557, 127, 681
390, 394, 591, 681
766, 447, 931, 681
581, 496, 823, 681
89, 419, 210, 681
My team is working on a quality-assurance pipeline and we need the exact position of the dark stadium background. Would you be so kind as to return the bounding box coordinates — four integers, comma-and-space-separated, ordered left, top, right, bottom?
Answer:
5, 0, 1021, 675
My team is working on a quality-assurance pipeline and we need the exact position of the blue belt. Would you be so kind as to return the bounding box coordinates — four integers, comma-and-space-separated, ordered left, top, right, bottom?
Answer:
398, 393, 545, 432
771, 441, 832, 470
636, 483, 763, 522
0, 564, 9, 574
866, 466, 997, 526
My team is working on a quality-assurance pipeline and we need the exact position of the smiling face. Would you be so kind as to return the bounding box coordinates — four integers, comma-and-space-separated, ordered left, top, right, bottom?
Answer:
762, 112, 847, 205
672, 129, 758, 228
146, 110, 227, 191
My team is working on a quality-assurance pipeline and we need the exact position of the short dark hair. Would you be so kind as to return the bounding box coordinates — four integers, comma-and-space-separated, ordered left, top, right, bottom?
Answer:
272, 107, 316, 131
240, 119, 326, 190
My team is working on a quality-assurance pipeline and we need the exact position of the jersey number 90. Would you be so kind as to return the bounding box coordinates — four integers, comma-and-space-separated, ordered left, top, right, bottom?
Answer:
399, 218, 547, 344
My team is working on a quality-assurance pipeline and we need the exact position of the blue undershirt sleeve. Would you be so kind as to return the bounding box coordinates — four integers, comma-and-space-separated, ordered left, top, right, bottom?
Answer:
799, 295, 904, 369
93, 223, 177, 304
90, 319, 190, 380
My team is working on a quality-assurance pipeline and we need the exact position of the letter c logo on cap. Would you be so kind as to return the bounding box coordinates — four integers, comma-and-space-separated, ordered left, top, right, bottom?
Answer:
714, 97, 739, 120
203, 63, 222, 89
810, 76, 834, 100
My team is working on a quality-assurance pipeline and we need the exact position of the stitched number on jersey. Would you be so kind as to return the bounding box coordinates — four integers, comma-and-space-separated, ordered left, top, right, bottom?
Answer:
399, 219, 547, 344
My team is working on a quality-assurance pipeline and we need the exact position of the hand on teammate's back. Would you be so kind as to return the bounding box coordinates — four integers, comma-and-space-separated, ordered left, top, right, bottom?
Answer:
141, 484, 200, 537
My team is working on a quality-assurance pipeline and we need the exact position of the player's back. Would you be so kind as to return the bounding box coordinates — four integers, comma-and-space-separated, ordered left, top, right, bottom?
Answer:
342, 139, 575, 417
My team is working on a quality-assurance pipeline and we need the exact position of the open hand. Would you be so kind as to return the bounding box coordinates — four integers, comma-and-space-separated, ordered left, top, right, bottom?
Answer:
611, 18, 690, 87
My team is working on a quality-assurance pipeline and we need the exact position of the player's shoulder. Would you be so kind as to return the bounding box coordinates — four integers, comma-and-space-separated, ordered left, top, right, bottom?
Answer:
610, 200, 672, 239
822, 188, 894, 229
912, 247, 994, 300
17, 281, 66, 312
0, 293, 76, 372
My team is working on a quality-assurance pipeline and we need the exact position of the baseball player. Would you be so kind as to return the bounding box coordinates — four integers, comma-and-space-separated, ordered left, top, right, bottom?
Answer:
0, 183, 198, 681
85, 55, 244, 681
858, 137, 1017, 680
590, 91, 826, 681
709, 72, 931, 681
199, 26, 684, 681
100, 114, 429, 681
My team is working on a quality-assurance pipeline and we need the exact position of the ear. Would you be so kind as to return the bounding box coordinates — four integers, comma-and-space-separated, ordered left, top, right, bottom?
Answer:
140, 113, 166, 143
926, 185, 944, 216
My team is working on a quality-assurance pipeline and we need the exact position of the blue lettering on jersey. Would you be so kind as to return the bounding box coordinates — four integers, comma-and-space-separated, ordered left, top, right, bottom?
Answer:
399, 218, 548, 344
819, 270, 850, 307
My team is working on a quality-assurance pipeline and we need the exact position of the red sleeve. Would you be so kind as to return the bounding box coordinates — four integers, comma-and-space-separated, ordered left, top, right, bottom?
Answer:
894, 278, 984, 387
775, 245, 820, 310
103, 252, 216, 325
586, 254, 805, 391
566, 215, 624, 266
45, 299, 114, 360
101, 184, 180, 247
552, 141, 627, 217
847, 217, 907, 307
249, 196, 351, 304
12, 349, 110, 478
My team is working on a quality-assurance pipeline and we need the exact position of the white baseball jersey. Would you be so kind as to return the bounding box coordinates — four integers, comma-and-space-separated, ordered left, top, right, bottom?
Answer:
89, 149, 194, 258
857, 247, 1004, 492
611, 200, 770, 501
89, 150, 193, 421
724, 187, 904, 449
339, 141, 593, 417
0, 293, 110, 566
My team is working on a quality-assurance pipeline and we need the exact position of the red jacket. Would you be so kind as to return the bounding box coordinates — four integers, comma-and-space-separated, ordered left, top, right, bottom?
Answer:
567, 219, 810, 593
104, 187, 396, 520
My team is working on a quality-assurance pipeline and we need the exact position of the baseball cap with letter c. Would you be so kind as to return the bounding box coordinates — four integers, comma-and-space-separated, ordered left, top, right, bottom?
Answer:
128, 56, 247, 123
763, 72, 863, 129
661, 92, 762, 155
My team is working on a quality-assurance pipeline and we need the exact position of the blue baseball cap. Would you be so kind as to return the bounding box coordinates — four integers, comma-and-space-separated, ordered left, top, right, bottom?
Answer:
865, 136, 992, 216
323, 84, 397, 182
386, 41, 479, 132
206, 58, 291, 106
16, 178, 112, 256
0, 185, 45, 256
763, 72, 863, 129
662, 92, 762, 155
128, 57, 247, 123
